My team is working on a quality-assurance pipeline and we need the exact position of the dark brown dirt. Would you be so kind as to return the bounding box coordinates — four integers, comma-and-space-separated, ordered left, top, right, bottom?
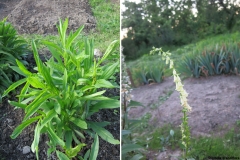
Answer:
0, 0, 96, 34
0, 0, 120, 159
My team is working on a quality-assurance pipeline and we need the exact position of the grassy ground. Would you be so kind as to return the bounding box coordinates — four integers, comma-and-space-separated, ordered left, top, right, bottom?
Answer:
126, 111, 240, 159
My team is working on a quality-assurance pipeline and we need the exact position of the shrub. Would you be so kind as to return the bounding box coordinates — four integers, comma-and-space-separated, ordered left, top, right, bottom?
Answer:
0, 18, 29, 98
3, 19, 120, 160
127, 55, 165, 87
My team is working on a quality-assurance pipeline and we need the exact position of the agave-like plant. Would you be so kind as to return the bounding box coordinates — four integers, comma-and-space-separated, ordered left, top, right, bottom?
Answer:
177, 54, 201, 78
0, 18, 29, 98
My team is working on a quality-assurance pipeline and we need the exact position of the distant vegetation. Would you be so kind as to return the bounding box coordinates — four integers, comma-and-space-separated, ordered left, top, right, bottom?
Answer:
127, 32, 240, 86
122, 0, 240, 60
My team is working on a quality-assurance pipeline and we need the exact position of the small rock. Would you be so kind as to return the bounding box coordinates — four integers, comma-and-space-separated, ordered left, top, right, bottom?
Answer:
94, 49, 103, 58
23, 146, 31, 154
23, 137, 30, 142
6, 118, 14, 125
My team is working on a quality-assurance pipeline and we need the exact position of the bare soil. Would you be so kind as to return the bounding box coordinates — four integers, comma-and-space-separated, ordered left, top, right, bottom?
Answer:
129, 75, 240, 159
0, 0, 96, 34
0, 0, 120, 159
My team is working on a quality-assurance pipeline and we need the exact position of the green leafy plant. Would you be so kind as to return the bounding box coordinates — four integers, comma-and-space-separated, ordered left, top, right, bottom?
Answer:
122, 100, 145, 160
122, 54, 145, 160
3, 19, 120, 160
0, 18, 29, 98
177, 54, 201, 78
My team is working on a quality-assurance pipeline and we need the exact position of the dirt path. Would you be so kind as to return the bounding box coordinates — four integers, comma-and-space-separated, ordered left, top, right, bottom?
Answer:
129, 75, 240, 158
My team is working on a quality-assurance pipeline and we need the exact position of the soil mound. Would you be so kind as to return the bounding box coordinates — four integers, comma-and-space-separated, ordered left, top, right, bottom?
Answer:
0, 0, 96, 34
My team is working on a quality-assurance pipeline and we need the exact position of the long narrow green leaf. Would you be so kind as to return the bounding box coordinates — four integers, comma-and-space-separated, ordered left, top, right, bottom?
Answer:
80, 96, 110, 101
122, 144, 143, 155
89, 100, 119, 113
40, 109, 57, 128
128, 100, 145, 107
66, 26, 84, 49
42, 41, 63, 65
89, 122, 119, 144
19, 81, 30, 102
16, 59, 32, 76
27, 76, 45, 89
41, 65, 59, 94
84, 150, 90, 160
47, 125, 65, 147
70, 117, 87, 129
89, 134, 99, 160
56, 151, 70, 160
65, 130, 72, 150
130, 154, 144, 160
63, 69, 68, 90
94, 79, 115, 88
11, 116, 42, 139
31, 122, 41, 153
82, 90, 105, 98
66, 143, 86, 158
9, 101, 27, 109
2, 78, 27, 97
97, 40, 119, 66
100, 62, 119, 79
9, 66, 26, 77
24, 91, 53, 121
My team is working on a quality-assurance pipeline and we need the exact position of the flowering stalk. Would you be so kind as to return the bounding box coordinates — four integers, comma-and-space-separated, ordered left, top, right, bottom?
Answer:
150, 47, 192, 158
121, 51, 133, 130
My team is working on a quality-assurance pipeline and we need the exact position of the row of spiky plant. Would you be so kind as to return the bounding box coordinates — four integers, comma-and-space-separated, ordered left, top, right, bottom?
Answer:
127, 55, 166, 87
177, 43, 240, 78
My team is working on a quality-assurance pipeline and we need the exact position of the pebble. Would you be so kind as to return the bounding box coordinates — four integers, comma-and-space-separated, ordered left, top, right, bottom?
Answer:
94, 49, 103, 58
23, 146, 31, 154
23, 137, 30, 142
6, 118, 13, 124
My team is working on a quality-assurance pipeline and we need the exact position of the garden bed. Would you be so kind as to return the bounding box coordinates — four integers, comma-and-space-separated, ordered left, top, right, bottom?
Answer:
0, 0, 120, 159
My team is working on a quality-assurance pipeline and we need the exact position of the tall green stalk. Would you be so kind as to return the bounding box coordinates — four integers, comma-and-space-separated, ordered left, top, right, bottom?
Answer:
150, 47, 192, 159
